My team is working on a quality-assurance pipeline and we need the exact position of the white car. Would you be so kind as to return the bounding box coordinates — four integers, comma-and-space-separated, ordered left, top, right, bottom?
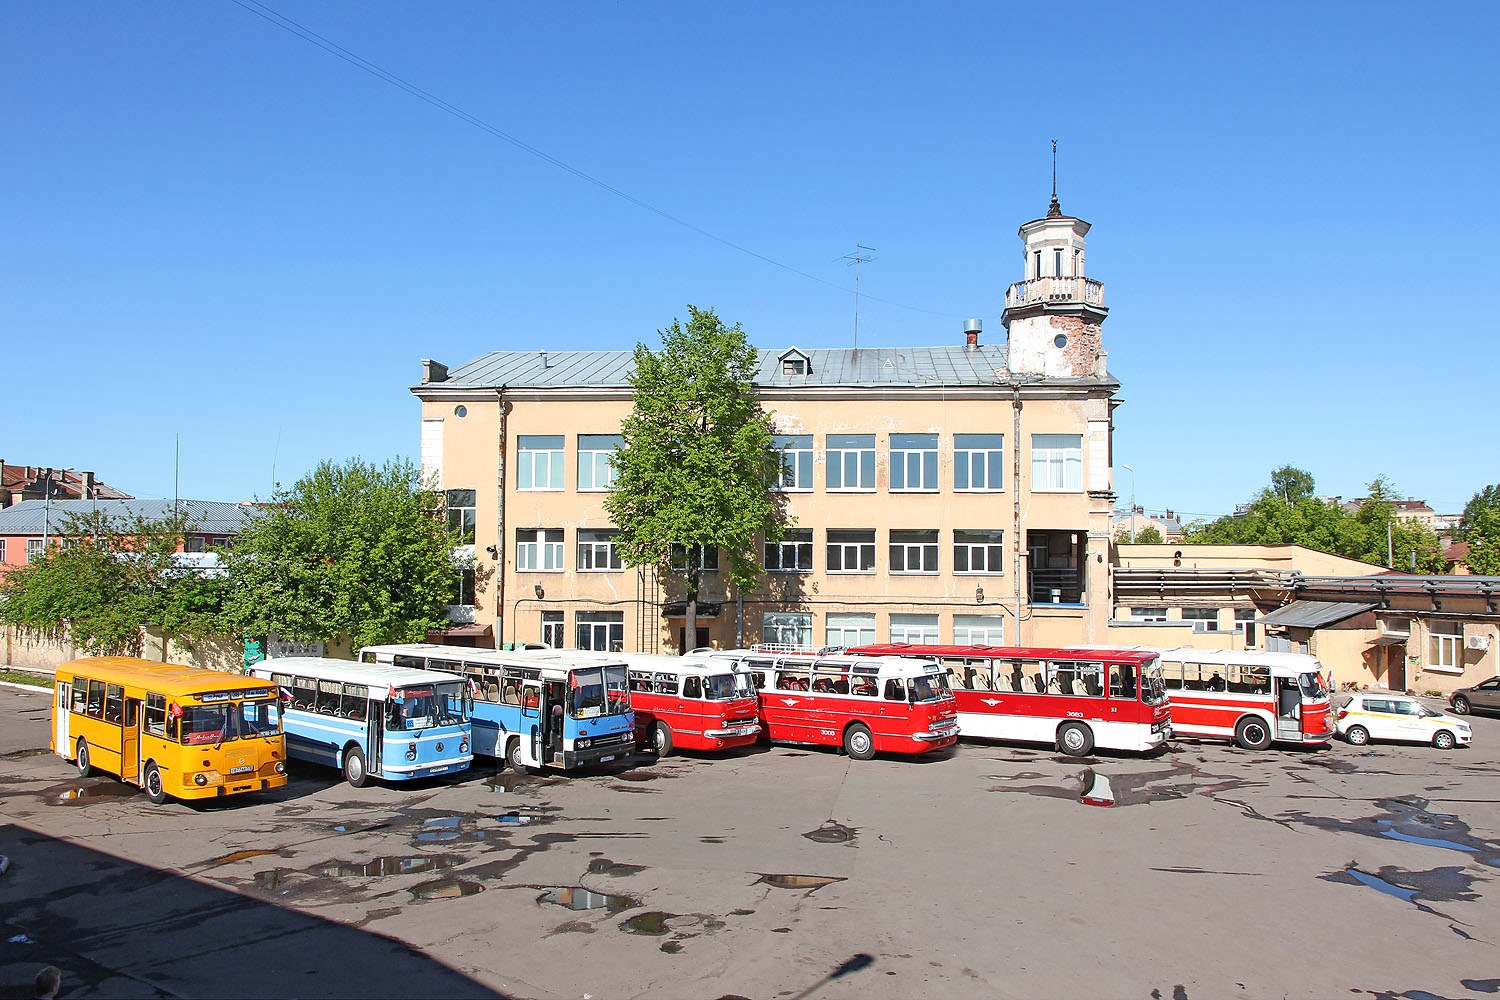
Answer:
1336, 692, 1472, 750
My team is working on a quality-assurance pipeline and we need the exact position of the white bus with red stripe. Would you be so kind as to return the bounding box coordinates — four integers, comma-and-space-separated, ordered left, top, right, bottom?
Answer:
1151, 647, 1333, 750
847, 643, 1170, 756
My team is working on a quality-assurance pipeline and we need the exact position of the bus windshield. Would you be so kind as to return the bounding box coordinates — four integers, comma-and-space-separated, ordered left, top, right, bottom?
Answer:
1140, 660, 1168, 706
1299, 671, 1328, 699
389, 682, 467, 731
569, 665, 630, 718
706, 673, 754, 700
909, 673, 950, 703
180, 699, 280, 745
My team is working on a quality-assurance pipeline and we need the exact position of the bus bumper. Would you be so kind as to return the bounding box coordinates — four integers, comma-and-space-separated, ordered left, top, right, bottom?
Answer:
1302, 727, 1336, 743
913, 724, 960, 743
564, 733, 636, 768
383, 754, 474, 778
705, 723, 761, 739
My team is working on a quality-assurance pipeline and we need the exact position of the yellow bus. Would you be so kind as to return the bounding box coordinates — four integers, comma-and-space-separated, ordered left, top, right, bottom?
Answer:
50, 657, 289, 804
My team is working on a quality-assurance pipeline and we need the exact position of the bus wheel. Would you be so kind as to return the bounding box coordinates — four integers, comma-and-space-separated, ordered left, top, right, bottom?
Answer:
843, 723, 875, 761
1235, 717, 1273, 751
1433, 730, 1457, 750
1058, 722, 1094, 757
343, 746, 369, 787
144, 762, 168, 804
506, 737, 528, 775
75, 738, 93, 778
652, 722, 674, 757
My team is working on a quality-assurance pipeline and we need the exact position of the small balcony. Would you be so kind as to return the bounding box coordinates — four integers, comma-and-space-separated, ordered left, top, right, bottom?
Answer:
1005, 277, 1105, 309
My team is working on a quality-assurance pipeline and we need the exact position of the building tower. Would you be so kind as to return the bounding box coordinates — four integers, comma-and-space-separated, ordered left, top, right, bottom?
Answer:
1001, 191, 1108, 377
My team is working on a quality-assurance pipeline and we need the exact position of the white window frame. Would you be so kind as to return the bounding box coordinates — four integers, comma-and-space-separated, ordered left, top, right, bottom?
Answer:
517, 436, 565, 491
826, 434, 876, 491
671, 543, 719, 573
954, 434, 1004, 491
763, 612, 813, 649
577, 611, 624, 652
953, 614, 1006, 645
1428, 621, 1463, 673
517, 528, 564, 572
773, 435, 813, 491
889, 434, 938, 491
446, 488, 477, 543
1181, 608, 1222, 633
827, 530, 876, 574
577, 529, 623, 572
765, 530, 813, 573
1031, 434, 1083, 491
954, 530, 1005, 575
889, 530, 939, 574
825, 613, 876, 649
890, 614, 939, 645
541, 611, 565, 649
27, 538, 44, 563
577, 435, 621, 491
1131, 607, 1168, 623
1235, 607, 1258, 647
0, 538, 6, 562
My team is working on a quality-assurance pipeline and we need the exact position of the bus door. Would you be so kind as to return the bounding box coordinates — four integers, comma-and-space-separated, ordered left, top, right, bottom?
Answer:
520, 680, 543, 768
366, 706, 385, 778
543, 681, 566, 765
1275, 677, 1303, 740
54, 681, 71, 754
121, 699, 142, 784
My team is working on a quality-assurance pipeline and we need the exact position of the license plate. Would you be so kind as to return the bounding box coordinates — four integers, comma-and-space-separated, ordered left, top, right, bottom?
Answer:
600, 755, 616, 763
229, 765, 254, 775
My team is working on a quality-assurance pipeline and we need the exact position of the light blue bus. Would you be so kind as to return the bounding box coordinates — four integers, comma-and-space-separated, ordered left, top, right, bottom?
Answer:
358, 644, 634, 772
250, 656, 473, 786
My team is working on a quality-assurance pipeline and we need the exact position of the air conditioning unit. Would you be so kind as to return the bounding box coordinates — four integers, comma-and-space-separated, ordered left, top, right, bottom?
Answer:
1466, 634, 1491, 651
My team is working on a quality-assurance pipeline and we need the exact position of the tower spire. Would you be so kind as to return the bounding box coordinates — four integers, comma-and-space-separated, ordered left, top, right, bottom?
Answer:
1047, 138, 1063, 218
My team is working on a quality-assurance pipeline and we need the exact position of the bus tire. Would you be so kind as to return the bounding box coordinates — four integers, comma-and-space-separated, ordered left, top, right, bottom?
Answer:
652, 721, 674, 757
144, 761, 168, 804
505, 737, 527, 774
1433, 730, 1457, 750
843, 723, 875, 761
342, 745, 369, 787
1058, 722, 1094, 757
1235, 716, 1273, 750
75, 738, 93, 778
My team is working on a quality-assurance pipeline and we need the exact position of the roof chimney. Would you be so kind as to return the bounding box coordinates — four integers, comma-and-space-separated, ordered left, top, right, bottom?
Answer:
82, 471, 95, 498
964, 318, 982, 350
421, 359, 448, 384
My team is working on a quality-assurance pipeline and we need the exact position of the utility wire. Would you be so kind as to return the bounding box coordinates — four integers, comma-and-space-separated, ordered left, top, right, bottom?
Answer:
227, 0, 955, 319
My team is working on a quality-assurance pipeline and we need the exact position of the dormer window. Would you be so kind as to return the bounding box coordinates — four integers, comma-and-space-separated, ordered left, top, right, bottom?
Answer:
779, 348, 811, 376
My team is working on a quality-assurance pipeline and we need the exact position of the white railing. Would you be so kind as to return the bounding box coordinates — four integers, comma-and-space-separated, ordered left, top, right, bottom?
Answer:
1005, 277, 1105, 309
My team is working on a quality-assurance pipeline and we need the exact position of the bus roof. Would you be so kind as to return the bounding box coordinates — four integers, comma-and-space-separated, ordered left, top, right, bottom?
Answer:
57, 657, 275, 698
368, 644, 631, 672
252, 656, 462, 689
1147, 647, 1323, 672
847, 643, 1161, 665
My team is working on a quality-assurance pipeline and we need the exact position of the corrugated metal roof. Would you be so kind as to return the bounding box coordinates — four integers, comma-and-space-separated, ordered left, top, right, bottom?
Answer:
421, 344, 1116, 392
1258, 600, 1378, 629
0, 499, 264, 535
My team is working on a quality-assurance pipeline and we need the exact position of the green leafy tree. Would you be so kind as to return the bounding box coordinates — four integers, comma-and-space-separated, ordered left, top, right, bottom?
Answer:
1135, 525, 1164, 544
221, 458, 459, 649
1458, 484, 1500, 541
605, 306, 789, 649
1459, 484, 1500, 574
1265, 465, 1316, 505
0, 508, 226, 655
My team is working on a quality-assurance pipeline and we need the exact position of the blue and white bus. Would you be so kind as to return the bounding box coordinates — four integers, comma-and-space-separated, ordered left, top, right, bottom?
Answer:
358, 644, 634, 772
249, 656, 473, 786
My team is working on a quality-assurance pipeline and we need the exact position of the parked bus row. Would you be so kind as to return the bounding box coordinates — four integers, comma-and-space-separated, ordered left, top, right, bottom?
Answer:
44, 643, 1340, 805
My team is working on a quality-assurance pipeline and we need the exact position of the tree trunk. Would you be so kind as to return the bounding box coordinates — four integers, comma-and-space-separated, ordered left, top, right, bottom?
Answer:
684, 567, 699, 656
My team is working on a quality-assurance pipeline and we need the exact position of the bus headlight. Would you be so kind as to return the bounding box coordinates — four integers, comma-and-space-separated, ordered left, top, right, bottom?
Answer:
193, 774, 208, 786
460, 738, 468, 754
274, 762, 286, 774
406, 742, 418, 762
576, 738, 591, 749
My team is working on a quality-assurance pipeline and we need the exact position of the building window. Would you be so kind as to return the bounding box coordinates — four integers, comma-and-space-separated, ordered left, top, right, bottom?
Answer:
577, 529, 623, 571
782, 358, 805, 375
773, 435, 813, 491
765, 529, 813, 572
1182, 608, 1222, 633
826, 613, 876, 649
889, 434, 938, 491
826, 434, 875, 490
954, 530, 1005, 574
185, 536, 207, 554
890, 614, 939, 644
1429, 621, 1462, 672
578, 435, 622, 491
889, 530, 939, 574
1054, 248, 1063, 276
446, 488, 477, 544
1032, 250, 1041, 279
27, 538, 44, 563
1031, 434, 1083, 491
954, 614, 1006, 645
0, 539, 6, 562
827, 530, 876, 573
954, 434, 1004, 491
1235, 608, 1258, 647
517, 436, 565, 491
542, 611, 565, 648
763, 612, 812, 649
517, 528, 564, 571
1131, 607, 1167, 623
671, 543, 719, 573
577, 611, 624, 652
455, 565, 475, 606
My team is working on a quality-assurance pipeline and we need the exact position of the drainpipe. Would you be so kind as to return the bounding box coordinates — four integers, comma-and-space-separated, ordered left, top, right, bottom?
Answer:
496, 387, 509, 649
1013, 388, 1024, 644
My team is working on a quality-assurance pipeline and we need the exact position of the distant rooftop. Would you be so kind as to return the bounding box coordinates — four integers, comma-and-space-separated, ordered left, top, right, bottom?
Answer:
0, 498, 264, 535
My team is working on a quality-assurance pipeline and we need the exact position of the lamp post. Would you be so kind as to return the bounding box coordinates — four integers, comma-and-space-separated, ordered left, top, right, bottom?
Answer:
1120, 463, 1136, 542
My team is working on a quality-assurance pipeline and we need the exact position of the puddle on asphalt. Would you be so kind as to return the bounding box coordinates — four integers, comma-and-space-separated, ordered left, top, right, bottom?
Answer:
1051, 755, 1101, 765
1322, 863, 1479, 913
588, 857, 647, 876
755, 874, 846, 891
206, 849, 279, 865
3, 748, 51, 759
411, 878, 484, 900
485, 772, 564, 793
621, 910, 675, 935
1461, 980, 1500, 994
416, 816, 487, 843
615, 771, 659, 782
496, 811, 551, 826
322, 855, 457, 877
1290, 797, 1500, 868
538, 886, 640, 912
990, 766, 1195, 809
803, 821, 858, 845
253, 870, 290, 891
47, 781, 137, 804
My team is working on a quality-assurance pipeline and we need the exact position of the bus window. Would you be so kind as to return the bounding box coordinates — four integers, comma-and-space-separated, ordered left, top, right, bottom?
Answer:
144, 693, 167, 737
394, 655, 426, 669
884, 678, 905, 701
181, 705, 228, 745
429, 658, 463, 675
851, 675, 878, 697
241, 699, 279, 737
706, 673, 749, 700
316, 679, 342, 715
629, 671, 654, 693
342, 684, 369, 720
683, 676, 702, 699
292, 676, 317, 711
87, 680, 106, 718
501, 678, 522, 705
777, 671, 807, 691
910, 674, 946, 702
71, 681, 89, 715
1049, 663, 1077, 695
1160, 660, 1184, 690
656, 673, 679, 696
1110, 663, 1136, 698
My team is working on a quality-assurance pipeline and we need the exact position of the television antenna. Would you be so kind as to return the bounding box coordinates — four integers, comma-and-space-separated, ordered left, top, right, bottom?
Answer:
840, 245, 877, 350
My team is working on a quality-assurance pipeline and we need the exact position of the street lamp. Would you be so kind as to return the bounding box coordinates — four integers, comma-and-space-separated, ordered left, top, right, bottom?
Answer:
1120, 463, 1136, 542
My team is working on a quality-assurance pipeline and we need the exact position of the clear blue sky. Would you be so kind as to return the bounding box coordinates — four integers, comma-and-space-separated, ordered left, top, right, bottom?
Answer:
5, 2, 1496, 522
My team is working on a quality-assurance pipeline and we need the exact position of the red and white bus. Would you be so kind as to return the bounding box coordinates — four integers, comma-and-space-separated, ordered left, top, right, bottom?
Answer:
1150, 647, 1333, 750
618, 654, 761, 755
710, 649, 959, 760
847, 643, 1171, 756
